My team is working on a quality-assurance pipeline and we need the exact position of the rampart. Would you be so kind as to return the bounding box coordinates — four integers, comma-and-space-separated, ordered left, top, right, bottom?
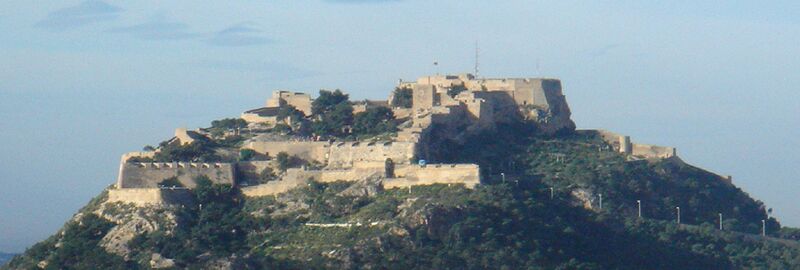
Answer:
326, 141, 416, 168
593, 129, 677, 159
107, 188, 192, 206
244, 141, 330, 162
386, 164, 480, 189
266, 90, 312, 116
117, 162, 235, 189
244, 140, 416, 168
631, 143, 677, 159
241, 163, 480, 197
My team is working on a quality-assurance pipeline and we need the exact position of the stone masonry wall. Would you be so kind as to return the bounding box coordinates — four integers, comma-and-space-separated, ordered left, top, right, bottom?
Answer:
244, 141, 330, 162
326, 141, 416, 168
107, 188, 192, 206
244, 140, 416, 169
386, 164, 480, 189
117, 162, 235, 189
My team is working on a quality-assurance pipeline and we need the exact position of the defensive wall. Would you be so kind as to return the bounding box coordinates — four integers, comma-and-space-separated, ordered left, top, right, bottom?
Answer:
402, 74, 565, 111
594, 129, 677, 159
243, 141, 330, 161
243, 140, 417, 168
385, 164, 480, 189
117, 162, 235, 189
235, 161, 272, 183
240, 107, 280, 125
175, 128, 195, 145
107, 188, 192, 206
266, 90, 313, 116
241, 163, 481, 197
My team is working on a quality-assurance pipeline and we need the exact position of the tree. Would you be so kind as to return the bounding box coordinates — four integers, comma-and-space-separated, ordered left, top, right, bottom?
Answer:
391, 87, 413, 108
239, 149, 256, 161
276, 152, 291, 171
385, 158, 395, 178
277, 105, 306, 123
211, 118, 247, 130
311, 93, 354, 137
352, 107, 397, 137
259, 167, 277, 183
312, 89, 350, 116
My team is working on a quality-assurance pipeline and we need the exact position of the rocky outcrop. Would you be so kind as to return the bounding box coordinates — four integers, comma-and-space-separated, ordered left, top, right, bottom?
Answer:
94, 202, 178, 259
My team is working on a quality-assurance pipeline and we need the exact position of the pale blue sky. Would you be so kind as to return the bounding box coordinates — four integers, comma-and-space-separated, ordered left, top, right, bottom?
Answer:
1, 1, 799, 252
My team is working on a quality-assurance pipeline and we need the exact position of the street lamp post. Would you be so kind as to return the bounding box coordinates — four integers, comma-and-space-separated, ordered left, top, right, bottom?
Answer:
550, 187, 554, 200
598, 194, 603, 210
719, 213, 723, 230
501, 173, 505, 183
762, 219, 766, 236
637, 200, 642, 219
676, 207, 681, 224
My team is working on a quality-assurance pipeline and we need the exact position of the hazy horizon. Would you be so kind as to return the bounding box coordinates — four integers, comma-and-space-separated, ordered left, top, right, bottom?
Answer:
1, 1, 799, 253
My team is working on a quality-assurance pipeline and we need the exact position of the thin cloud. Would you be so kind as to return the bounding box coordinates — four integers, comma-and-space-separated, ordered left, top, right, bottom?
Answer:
107, 16, 200, 41
35, 0, 123, 31
206, 23, 272, 47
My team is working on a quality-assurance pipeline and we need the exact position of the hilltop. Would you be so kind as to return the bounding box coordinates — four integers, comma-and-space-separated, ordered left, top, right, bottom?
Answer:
5, 74, 800, 269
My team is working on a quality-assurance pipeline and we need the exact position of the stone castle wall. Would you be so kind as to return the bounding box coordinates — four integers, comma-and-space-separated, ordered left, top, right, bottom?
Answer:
244, 141, 330, 161
266, 91, 313, 116
117, 162, 235, 189
244, 140, 416, 169
594, 129, 677, 159
631, 144, 677, 159
386, 164, 480, 189
107, 188, 192, 206
240, 163, 480, 197
326, 141, 416, 168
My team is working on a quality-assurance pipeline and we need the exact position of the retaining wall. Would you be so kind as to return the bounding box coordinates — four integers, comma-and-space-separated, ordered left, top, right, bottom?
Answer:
117, 162, 235, 189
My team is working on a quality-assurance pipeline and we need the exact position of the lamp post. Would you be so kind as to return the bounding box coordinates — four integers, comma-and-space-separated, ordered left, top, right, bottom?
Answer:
550, 187, 554, 200
762, 219, 766, 236
598, 194, 603, 210
719, 213, 723, 230
501, 173, 505, 183
676, 207, 681, 224
637, 200, 642, 219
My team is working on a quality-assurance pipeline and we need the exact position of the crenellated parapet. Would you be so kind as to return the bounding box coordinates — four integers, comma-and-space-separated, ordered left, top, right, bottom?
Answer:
117, 161, 235, 189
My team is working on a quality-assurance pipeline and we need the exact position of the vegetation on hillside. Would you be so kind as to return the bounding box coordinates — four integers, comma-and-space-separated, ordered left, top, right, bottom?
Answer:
6, 105, 799, 269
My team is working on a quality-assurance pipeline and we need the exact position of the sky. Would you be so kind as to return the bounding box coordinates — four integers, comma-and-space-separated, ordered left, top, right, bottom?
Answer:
0, 0, 799, 253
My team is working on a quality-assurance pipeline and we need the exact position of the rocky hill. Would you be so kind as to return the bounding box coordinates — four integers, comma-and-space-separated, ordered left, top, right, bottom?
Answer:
5, 75, 800, 269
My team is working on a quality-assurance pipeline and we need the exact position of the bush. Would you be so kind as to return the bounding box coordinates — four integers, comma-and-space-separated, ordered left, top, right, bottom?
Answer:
260, 167, 277, 183
159, 177, 183, 188
352, 107, 397, 137
211, 118, 247, 130
391, 87, 413, 108
311, 89, 353, 137
239, 149, 256, 161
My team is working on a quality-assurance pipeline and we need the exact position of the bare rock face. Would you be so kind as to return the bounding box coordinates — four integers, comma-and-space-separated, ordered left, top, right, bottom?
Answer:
337, 176, 383, 197
94, 202, 178, 259
571, 188, 596, 210
523, 100, 576, 135
149, 253, 176, 269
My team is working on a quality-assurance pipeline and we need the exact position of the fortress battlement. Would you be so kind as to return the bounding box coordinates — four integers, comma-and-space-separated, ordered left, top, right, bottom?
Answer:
110, 73, 683, 204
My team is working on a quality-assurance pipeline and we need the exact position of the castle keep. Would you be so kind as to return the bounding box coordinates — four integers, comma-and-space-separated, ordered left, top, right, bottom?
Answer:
109, 73, 686, 205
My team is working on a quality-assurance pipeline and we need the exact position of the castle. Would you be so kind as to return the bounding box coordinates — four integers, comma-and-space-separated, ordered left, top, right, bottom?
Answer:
108, 73, 685, 205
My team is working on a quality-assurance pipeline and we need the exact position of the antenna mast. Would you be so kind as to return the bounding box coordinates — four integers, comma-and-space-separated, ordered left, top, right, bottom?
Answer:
474, 40, 480, 78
